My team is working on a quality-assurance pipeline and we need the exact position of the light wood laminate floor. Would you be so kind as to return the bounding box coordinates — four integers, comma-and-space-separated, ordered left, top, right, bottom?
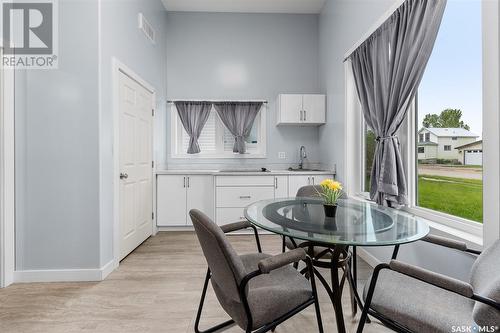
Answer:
0, 232, 391, 333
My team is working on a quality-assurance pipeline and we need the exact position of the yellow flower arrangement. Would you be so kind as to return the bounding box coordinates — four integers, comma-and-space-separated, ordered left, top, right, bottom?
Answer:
316, 179, 343, 206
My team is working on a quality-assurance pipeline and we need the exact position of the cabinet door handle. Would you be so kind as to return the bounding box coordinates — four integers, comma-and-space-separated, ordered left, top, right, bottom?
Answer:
183, 177, 186, 188
307, 177, 310, 185
300, 110, 303, 121
275, 177, 278, 189
304, 110, 307, 121
187, 177, 190, 188
239, 195, 251, 199
312, 176, 315, 185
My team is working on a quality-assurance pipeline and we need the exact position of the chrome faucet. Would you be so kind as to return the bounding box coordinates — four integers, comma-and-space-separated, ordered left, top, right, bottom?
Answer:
299, 146, 307, 169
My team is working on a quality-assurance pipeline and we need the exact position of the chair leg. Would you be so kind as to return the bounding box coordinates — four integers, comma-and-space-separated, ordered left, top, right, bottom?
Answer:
281, 236, 286, 253
195, 268, 234, 333
308, 261, 324, 333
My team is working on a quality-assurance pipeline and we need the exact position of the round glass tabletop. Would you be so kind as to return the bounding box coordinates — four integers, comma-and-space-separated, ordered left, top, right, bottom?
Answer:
244, 197, 430, 247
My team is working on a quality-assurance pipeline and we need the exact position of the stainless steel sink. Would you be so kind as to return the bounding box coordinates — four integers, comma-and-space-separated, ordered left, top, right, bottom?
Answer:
287, 168, 324, 172
219, 168, 270, 173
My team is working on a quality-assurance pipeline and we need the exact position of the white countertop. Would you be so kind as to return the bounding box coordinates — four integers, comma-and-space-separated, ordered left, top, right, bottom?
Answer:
155, 169, 335, 176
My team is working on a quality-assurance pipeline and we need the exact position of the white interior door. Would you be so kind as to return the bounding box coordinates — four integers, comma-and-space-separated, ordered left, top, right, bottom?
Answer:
119, 71, 153, 261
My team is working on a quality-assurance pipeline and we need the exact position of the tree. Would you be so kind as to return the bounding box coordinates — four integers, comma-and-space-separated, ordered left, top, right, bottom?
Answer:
422, 109, 470, 130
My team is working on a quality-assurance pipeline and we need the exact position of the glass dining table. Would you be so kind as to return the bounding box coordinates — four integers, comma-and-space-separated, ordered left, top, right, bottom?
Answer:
244, 197, 430, 333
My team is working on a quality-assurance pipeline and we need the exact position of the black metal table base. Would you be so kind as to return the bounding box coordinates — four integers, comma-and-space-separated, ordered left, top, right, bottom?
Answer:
298, 243, 368, 333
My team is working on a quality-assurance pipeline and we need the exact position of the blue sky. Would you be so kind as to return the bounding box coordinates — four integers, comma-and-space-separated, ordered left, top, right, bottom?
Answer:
418, 0, 482, 136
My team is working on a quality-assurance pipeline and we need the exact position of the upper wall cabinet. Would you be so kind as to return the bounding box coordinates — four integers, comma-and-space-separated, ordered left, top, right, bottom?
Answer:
276, 94, 326, 126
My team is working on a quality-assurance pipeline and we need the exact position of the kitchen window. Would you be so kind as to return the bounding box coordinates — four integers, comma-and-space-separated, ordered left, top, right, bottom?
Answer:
443, 145, 451, 151
418, 147, 425, 154
171, 105, 266, 158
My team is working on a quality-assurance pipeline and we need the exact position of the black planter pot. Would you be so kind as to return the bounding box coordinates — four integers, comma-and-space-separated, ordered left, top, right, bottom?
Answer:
323, 204, 337, 218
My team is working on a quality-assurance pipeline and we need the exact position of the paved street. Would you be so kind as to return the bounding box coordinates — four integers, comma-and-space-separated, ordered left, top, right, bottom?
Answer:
418, 165, 483, 180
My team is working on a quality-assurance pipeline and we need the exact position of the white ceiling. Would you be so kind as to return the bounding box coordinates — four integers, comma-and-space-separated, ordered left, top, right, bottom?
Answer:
161, 0, 327, 14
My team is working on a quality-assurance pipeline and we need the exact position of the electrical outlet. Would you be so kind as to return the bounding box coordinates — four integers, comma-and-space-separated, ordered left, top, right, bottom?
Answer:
278, 152, 286, 159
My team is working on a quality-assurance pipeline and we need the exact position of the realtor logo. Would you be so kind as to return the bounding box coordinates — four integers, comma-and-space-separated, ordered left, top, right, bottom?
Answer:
1, 0, 58, 68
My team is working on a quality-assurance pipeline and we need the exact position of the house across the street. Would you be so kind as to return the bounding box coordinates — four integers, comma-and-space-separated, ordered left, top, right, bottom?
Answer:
417, 127, 480, 164
456, 140, 483, 166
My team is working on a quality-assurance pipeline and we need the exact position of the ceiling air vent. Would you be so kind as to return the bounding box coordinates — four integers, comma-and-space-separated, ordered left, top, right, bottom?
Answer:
138, 13, 155, 44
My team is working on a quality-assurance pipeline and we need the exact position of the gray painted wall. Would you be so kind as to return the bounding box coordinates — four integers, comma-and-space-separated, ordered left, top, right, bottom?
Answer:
99, 0, 168, 265
318, 0, 476, 280
15, 0, 168, 270
165, 12, 322, 170
15, 0, 101, 269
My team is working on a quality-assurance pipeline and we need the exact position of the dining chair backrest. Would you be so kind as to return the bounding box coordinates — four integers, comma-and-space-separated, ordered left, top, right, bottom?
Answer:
189, 209, 247, 304
469, 240, 500, 325
296, 185, 323, 197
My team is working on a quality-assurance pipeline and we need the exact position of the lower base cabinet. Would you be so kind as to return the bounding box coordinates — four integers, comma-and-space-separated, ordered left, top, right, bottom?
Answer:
157, 173, 334, 227
156, 175, 214, 226
288, 174, 332, 196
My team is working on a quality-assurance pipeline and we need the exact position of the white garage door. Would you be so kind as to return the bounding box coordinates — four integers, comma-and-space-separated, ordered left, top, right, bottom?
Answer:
465, 150, 482, 166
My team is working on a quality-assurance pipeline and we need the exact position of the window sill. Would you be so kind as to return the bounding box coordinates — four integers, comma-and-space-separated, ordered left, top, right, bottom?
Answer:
350, 193, 483, 247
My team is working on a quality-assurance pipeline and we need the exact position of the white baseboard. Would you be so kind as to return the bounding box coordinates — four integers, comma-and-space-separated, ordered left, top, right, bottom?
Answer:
356, 247, 381, 268
14, 259, 117, 283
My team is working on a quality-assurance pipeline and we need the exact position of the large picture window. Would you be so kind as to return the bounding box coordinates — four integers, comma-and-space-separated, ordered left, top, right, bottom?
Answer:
415, 0, 483, 223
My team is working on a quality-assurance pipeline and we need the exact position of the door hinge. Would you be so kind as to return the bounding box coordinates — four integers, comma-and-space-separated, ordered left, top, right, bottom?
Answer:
152, 109, 155, 116
152, 161, 154, 168
152, 212, 155, 220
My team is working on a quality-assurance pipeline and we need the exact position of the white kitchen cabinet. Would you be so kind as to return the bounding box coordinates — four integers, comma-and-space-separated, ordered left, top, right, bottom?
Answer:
157, 175, 187, 226
157, 174, 213, 226
303, 94, 326, 124
309, 174, 330, 186
186, 175, 214, 225
274, 176, 288, 198
277, 94, 326, 125
288, 174, 334, 196
216, 187, 275, 208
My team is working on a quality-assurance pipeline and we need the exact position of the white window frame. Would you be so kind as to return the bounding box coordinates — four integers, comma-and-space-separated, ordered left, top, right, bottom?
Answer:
170, 104, 267, 159
344, 59, 484, 240
344, 0, 500, 243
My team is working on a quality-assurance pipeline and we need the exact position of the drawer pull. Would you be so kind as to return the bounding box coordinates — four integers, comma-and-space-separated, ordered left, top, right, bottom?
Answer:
239, 195, 252, 199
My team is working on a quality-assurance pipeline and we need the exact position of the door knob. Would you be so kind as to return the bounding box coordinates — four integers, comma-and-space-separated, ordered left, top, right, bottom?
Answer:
120, 173, 128, 180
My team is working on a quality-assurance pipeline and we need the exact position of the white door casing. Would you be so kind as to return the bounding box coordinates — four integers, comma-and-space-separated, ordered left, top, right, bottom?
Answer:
118, 71, 154, 261
0, 46, 15, 288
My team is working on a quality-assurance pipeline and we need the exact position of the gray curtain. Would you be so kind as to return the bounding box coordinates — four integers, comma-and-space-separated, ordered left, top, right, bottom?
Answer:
213, 102, 263, 154
175, 101, 213, 154
350, 0, 446, 206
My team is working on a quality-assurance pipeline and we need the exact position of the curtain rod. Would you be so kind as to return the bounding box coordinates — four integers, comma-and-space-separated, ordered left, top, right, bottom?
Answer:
343, 0, 406, 62
167, 99, 268, 104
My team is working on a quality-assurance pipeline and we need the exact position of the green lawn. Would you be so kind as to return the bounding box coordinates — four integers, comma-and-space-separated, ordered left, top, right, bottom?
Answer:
418, 175, 483, 223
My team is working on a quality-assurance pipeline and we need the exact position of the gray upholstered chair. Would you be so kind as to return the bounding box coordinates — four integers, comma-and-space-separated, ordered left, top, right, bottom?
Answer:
190, 209, 324, 333
357, 235, 500, 333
